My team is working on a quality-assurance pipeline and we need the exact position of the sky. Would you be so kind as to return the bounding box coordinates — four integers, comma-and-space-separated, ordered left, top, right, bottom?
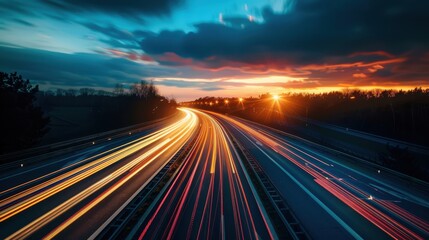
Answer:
0, 0, 428, 101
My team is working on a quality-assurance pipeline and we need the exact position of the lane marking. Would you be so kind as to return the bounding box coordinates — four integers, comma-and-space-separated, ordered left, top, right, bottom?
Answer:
234, 126, 363, 240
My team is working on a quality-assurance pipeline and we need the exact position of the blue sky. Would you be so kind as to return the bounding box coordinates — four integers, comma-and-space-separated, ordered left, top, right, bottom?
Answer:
1, 0, 428, 100
0, 0, 281, 52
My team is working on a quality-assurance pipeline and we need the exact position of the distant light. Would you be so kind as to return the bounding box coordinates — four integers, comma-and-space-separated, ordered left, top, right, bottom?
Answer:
273, 95, 280, 101
239, 98, 243, 102
20, 163, 23, 167
350, 96, 356, 100
225, 100, 229, 104
368, 195, 373, 200
215, 100, 219, 104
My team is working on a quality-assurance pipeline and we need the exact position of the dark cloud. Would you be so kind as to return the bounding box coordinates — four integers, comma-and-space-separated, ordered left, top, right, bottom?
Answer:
41, 0, 184, 17
139, 0, 429, 82
82, 22, 134, 41
222, 16, 256, 28
81, 23, 150, 50
0, 1, 36, 16
13, 18, 35, 27
0, 46, 243, 92
0, 46, 174, 88
100, 39, 140, 50
133, 30, 154, 39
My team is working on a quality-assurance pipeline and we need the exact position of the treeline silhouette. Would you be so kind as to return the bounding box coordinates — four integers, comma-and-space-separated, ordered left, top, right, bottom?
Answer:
188, 88, 429, 181
189, 88, 429, 147
279, 88, 429, 146
0, 71, 177, 155
1, 72, 49, 154
37, 81, 177, 135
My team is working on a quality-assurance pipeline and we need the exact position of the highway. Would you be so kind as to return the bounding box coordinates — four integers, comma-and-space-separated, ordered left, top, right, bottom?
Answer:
130, 109, 276, 239
0, 107, 428, 239
0, 109, 198, 239
209, 110, 429, 240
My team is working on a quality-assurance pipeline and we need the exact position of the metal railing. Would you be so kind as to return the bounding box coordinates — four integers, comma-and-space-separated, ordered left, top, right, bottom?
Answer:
227, 129, 310, 240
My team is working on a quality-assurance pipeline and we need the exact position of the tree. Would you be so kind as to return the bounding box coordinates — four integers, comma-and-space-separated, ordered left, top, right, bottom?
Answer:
147, 80, 159, 99
79, 88, 96, 96
0, 72, 49, 154
66, 89, 78, 97
130, 80, 149, 98
113, 83, 125, 96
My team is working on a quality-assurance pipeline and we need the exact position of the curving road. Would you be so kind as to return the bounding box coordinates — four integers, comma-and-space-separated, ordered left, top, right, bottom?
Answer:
209, 110, 429, 240
0, 109, 197, 239
0, 107, 428, 239
131, 108, 276, 240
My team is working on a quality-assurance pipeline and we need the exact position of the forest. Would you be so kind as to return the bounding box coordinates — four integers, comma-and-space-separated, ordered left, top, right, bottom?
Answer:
188, 88, 429, 181
190, 88, 429, 147
0, 72, 177, 154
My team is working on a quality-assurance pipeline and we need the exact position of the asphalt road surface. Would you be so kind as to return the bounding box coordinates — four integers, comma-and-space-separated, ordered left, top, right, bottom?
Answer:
0, 109, 197, 239
131, 108, 276, 240
0, 107, 428, 239
209, 110, 429, 240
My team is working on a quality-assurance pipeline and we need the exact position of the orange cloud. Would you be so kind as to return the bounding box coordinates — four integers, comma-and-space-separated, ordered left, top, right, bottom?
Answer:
353, 73, 367, 78
368, 64, 384, 73
301, 58, 405, 72
157, 52, 194, 65
140, 54, 155, 62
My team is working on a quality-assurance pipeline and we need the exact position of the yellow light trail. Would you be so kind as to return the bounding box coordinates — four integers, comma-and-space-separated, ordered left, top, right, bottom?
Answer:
4, 109, 199, 239
0, 113, 192, 222
210, 126, 217, 174
138, 108, 271, 239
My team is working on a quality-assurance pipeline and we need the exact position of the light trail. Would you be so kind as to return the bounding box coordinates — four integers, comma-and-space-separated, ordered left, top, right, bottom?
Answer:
3, 107, 426, 239
3, 109, 198, 239
0, 113, 191, 222
0, 119, 178, 197
209, 111, 428, 239
137, 108, 275, 240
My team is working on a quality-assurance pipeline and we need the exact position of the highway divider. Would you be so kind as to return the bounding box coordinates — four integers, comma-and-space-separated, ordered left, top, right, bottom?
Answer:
224, 125, 310, 240
93, 125, 200, 240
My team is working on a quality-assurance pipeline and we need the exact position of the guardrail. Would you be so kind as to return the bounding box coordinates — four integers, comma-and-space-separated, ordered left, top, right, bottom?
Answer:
233, 115, 429, 189
94, 128, 199, 240
225, 126, 309, 240
0, 113, 178, 172
292, 116, 429, 154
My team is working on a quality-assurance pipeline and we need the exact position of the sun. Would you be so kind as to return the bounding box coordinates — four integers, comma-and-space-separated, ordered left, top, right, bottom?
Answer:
272, 94, 280, 101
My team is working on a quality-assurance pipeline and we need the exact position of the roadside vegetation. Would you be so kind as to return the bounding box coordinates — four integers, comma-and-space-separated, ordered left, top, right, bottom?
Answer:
0, 71, 177, 156
0, 72, 49, 154
187, 88, 429, 181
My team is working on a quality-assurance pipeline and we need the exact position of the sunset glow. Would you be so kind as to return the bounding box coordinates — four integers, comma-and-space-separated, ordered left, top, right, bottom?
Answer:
0, 0, 427, 100
1, 1, 429, 239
